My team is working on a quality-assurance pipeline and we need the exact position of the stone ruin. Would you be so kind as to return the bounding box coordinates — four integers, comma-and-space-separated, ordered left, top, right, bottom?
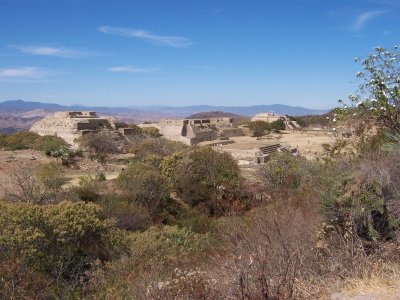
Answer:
30, 111, 136, 151
141, 117, 244, 145
251, 112, 281, 123
217, 143, 298, 166
251, 112, 301, 130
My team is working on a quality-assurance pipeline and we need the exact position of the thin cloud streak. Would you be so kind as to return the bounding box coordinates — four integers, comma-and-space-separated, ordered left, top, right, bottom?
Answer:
109, 66, 158, 73
0, 67, 47, 79
12, 45, 99, 58
98, 26, 192, 47
353, 10, 386, 31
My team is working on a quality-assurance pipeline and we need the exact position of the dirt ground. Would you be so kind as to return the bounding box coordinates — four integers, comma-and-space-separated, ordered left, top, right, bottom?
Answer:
202, 129, 338, 160
0, 150, 130, 197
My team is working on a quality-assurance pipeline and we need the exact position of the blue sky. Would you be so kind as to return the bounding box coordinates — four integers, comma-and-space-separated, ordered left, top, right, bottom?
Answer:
0, 0, 399, 109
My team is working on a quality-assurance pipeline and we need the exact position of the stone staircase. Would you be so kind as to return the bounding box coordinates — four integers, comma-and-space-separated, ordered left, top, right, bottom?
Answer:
259, 144, 281, 155
256, 144, 296, 164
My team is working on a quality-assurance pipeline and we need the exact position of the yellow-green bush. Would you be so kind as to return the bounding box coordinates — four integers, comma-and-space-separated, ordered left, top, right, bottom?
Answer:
129, 137, 188, 158
0, 201, 127, 284
86, 225, 209, 298
32, 135, 69, 154
4, 131, 40, 150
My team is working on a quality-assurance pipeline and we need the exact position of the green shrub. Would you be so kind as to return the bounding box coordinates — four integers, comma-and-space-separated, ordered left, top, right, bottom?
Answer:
98, 194, 152, 231
32, 135, 69, 155
36, 162, 67, 194
117, 161, 170, 220
130, 225, 208, 265
174, 147, 242, 215
321, 159, 398, 243
69, 175, 102, 202
0, 134, 7, 149
77, 132, 119, 154
159, 152, 185, 186
173, 209, 213, 233
5, 131, 40, 150
141, 126, 160, 138
129, 138, 188, 159
270, 119, 285, 131
0, 201, 127, 284
85, 225, 208, 298
258, 152, 306, 190
248, 120, 270, 137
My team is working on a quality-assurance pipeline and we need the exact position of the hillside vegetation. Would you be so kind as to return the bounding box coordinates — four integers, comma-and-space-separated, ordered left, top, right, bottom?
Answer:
1, 46, 400, 299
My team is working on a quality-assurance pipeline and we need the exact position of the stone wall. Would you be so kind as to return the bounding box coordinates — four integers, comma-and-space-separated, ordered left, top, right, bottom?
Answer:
251, 113, 281, 123
30, 111, 131, 150
154, 118, 243, 145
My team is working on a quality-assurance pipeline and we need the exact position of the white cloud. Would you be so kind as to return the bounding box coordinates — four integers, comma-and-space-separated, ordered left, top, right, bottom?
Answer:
109, 66, 158, 73
98, 26, 192, 48
12, 45, 97, 58
353, 10, 386, 31
0, 67, 47, 78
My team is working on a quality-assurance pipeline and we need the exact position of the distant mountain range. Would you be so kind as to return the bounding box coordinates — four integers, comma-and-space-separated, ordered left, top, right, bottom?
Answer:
135, 104, 329, 117
0, 100, 330, 130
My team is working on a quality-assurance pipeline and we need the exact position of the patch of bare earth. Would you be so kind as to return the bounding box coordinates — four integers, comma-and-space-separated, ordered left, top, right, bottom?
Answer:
0, 150, 130, 196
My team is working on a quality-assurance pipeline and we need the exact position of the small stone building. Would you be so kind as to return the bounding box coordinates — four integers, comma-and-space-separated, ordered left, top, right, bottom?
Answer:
30, 111, 133, 151
143, 118, 244, 145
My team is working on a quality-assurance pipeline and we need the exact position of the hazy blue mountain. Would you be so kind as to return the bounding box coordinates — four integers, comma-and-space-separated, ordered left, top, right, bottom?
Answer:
0, 100, 329, 123
150, 104, 328, 116
0, 100, 66, 111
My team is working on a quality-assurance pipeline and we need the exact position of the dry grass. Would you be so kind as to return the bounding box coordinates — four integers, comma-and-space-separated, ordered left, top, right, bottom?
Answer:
339, 261, 400, 298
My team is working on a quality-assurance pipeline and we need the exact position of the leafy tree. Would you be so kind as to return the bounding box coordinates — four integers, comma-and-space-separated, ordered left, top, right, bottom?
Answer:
341, 46, 400, 133
129, 138, 188, 159
270, 119, 285, 131
248, 121, 270, 137
117, 161, 170, 220
174, 147, 242, 215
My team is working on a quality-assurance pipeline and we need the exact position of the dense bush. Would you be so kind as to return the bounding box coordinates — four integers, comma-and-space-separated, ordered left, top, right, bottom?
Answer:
69, 175, 102, 202
77, 132, 120, 154
4, 131, 40, 150
174, 147, 243, 215
87, 225, 209, 298
321, 151, 400, 245
36, 162, 67, 194
141, 126, 161, 138
295, 112, 333, 127
0, 201, 126, 296
0, 134, 7, 149
258, 152, 308, 190
129, 138, 188, 159
0, 131, 71, 156
118, 160, 171, 220
98, 194, 152, 231
270, 118, 286, 131
32, 135, 69, 154
248, 120, 270, 137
